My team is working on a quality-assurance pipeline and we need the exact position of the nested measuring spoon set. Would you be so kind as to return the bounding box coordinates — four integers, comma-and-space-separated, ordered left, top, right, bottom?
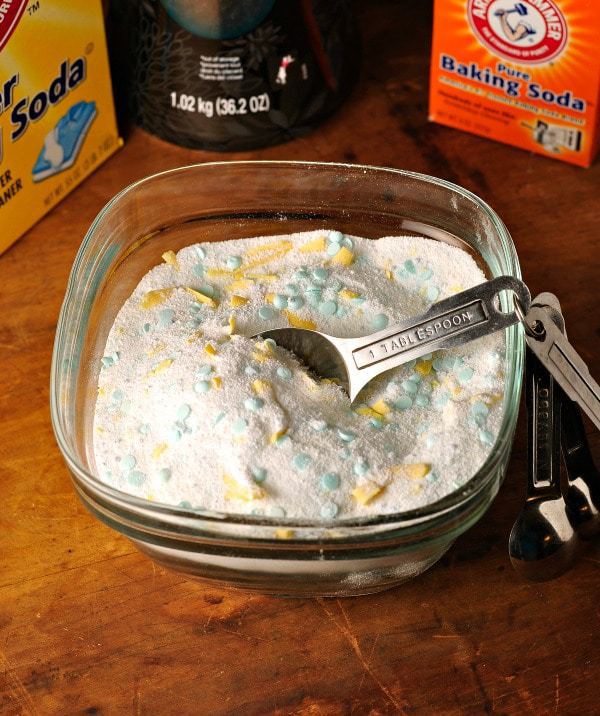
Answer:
259, 276, 600, 581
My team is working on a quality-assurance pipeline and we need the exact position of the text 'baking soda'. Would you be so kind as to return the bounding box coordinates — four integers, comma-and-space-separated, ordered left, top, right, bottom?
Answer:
429, 0, 600, 167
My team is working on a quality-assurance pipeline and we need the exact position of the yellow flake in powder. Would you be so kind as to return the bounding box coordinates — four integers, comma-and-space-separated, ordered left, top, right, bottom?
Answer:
186, 329, 204, 344
147, 359, 173, 377
230, 294, 249, 307
355, 406, 382, 420
97, 387, 106, 397
269, 428, 288, 444
226, 278, 253, 293
204, 343, 217, 356
371, 399, 391, 416
275, 529, 294, 540
223, 474, 266, 502
405, 463, 431, 479
260, 339, 275, 355
331, 246, 354, 266
245, 273, 278, 282
244, 239, 293, 257
321, 377, 341, 385
385, 269, 394, 281
146, 343, 166, 358
161, 250, 179, 270
265, 293, 275, 303
390, 463, 431, 480
301, 372, 317, 390
152, 443, 168, 460
474, 392, 503, 407
139, 288, 174, 309
284, 310, 316, 330
351, 481, 385, 506
242, 245, 292, 271
212, 376, 222, 389
206, 268, 235, 278
251, 340, 274, 360
185, 287, 218, 308
415, 360, 433, 376
339, 288, 360, 300
450, 285, 464, 294
252, 379, 272, 396
227, 315, 236, 335
299, 235, 327, 253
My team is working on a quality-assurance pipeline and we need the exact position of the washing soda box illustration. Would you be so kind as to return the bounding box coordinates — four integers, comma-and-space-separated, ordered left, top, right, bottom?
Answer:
429, 0, 600, 167
0, 0, 121, 254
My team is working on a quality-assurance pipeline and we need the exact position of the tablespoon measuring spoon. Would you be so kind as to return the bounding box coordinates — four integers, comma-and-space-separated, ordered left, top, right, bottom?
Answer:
256, 275, 530, 401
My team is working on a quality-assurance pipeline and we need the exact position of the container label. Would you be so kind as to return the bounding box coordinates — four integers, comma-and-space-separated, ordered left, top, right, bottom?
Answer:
121, 0, 358, 151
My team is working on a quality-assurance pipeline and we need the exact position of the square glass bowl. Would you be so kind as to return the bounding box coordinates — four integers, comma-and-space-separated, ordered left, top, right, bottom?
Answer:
51, 161, 524, 596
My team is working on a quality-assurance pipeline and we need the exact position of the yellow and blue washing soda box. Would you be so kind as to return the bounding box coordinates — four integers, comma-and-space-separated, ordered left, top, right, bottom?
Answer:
0, 0, 122, 254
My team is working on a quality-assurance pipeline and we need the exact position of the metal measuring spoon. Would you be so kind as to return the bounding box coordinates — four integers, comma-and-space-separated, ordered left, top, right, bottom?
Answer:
256, 276, 530, 401
524, 293, 600, 541
508, 335, 579, 581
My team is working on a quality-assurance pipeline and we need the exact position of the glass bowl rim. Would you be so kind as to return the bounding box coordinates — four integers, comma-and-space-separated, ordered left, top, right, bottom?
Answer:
50, 160, 523, 534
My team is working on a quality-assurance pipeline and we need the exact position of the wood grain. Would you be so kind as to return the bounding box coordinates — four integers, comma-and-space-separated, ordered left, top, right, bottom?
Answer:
1, 1, 599, 714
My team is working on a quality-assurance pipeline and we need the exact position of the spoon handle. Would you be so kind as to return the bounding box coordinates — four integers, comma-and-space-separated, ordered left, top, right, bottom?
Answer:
349, 275, 530, 374
562, 393, 600, 539
525, 346, 563, 500
524, 306, 600, 432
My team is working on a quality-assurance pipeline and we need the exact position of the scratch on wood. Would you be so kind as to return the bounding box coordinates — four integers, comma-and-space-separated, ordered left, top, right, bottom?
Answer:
468, 661, 493, 714
554, 673, 559, 714
0, 550, 137, 592
351, 629, 382, 713
217, 627, 268, 643
580, 556, 600, 566
0, 649, 40, 716
133, 678, 142, 716
316, 598, 405, 714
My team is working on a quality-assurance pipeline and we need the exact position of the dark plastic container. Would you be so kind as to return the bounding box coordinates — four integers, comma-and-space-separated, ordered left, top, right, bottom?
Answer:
121, 0, 359, 151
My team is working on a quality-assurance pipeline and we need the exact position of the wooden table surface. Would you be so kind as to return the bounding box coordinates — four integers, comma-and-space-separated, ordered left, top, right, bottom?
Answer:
2, 2, 599, 714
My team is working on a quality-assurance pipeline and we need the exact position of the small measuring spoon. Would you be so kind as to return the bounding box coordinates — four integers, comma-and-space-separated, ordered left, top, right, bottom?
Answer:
257, 276, 530, 401
525, 293, 600, 540
508, 337, 579, 581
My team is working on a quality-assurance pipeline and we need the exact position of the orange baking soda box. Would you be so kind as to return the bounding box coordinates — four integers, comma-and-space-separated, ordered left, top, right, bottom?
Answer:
429, 0, 600, 167
0, 0, 121, 254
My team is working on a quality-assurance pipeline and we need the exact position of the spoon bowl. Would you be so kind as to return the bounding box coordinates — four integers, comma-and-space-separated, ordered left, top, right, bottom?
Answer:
257, 276, 530, 401
509, 496, 579, 581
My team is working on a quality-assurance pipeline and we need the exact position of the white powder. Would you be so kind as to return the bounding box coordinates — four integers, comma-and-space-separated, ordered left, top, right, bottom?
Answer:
93, 231, 505, 520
